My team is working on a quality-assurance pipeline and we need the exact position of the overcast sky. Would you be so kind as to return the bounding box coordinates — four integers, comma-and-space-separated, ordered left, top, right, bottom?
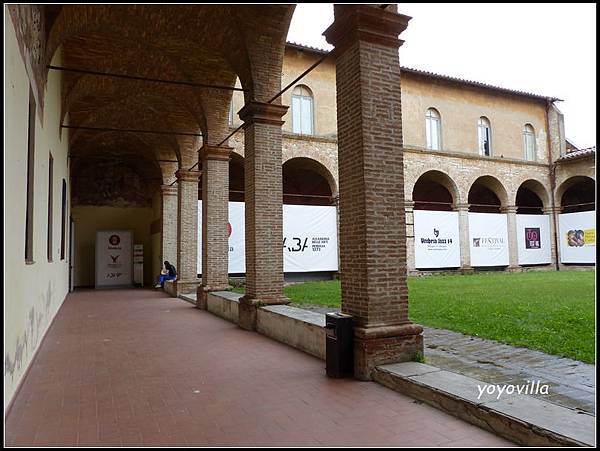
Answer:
287, 3, 597, 149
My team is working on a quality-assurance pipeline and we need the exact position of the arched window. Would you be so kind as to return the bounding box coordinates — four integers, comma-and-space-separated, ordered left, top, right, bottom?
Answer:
478, 117, 492, 156
425, 108, 442, 150
523, 124, 536, 161
292, 85, 314, 135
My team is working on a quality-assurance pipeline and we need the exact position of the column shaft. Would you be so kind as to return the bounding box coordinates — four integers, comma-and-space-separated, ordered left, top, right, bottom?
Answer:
175, 169, 200, 295
502, 206, 520, 271
455, 203, 473, 272
160, 185, 178, 269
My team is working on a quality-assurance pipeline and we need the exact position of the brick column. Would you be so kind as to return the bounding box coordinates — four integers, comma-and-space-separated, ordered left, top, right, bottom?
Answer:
543, 206, 560, 269
454, 203, 473, 272
324, 5, 423, 380
197, 145, 232, 309
237, 101, 290, 330
160, 185, 178, 268
405, 201, 416, 273
502, 205, 520, 271
174, 169, 200, 295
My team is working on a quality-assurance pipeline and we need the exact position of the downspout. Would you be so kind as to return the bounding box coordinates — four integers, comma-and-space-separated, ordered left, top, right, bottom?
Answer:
545, 100, 560, 271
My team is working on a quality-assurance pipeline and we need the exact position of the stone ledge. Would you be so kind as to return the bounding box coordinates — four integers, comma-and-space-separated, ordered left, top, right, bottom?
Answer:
374, 362, 595, 447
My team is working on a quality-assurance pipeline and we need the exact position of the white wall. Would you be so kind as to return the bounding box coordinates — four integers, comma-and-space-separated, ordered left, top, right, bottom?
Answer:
4, 15, 70, 412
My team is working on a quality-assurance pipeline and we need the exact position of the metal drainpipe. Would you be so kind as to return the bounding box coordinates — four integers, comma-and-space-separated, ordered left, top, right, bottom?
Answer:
545, 100, 560, 271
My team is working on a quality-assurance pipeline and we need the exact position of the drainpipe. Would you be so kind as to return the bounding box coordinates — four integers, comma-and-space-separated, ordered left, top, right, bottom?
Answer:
545, 100, 560, 271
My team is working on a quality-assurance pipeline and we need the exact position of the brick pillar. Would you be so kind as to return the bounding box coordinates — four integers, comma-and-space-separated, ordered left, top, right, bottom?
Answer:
174, 169, 201, 295
160, 185, 178, 269
197, 145, 232, 309
405, 201, 416, 273
237, 101, 290, 330
324, 5, 423, 380
543, 206, 560, 269
502, 205, 520, 272
454, 203, 473, 272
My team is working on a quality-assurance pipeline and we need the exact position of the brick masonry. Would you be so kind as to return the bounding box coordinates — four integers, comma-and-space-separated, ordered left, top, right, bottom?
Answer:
325, 5, 424, 380
175, 169, 200, 295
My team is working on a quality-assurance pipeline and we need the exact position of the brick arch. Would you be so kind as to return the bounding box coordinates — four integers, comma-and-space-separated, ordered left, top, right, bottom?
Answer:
466, 175, 510, 211
409, 169, 460, 207
513, 178, 550, 210
282, 149, 338, 195
556, 175, 596, 212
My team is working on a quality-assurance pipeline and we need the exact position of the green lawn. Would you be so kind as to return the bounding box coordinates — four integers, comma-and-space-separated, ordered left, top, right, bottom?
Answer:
234, 271, 596, 363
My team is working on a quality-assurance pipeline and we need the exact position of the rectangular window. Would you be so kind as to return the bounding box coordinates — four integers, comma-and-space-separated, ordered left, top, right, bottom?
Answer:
47, 153, 54, 262
60, 179, 67, 260
25, 87, 36, 262
292, 96, 302, 134
301, 97, 313, 135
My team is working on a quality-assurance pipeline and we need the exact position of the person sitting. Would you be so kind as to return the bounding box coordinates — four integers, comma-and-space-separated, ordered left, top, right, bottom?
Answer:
155, 260, 177, 288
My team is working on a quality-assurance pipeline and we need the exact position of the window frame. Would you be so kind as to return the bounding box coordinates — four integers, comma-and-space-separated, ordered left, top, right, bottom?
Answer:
425, 108, 442, 150
291, 85, 315, 136
47, 152, 54, 262
523, 124, 536, 161
25, 87, 36, 263
478, 116, 492, 157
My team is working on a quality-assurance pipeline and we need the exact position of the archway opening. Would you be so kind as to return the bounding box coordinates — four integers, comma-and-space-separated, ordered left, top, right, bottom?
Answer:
561, 176, 595, 213
516, 187, 544, 215
229, 153, 245, 202
468, 177, 505, 213
412, 171, 456, 211
282, 158, 335, 206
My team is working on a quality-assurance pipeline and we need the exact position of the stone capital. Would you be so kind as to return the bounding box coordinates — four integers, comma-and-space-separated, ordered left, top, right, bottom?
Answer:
501, 205, 518, 214
453, 203, 470, 212
238, 101, 289, 128
175, 169, 200, 183
323, 5, 411, 53
199, 145, 232, 162
404, 200, 415, 211
160, 185, 178, 196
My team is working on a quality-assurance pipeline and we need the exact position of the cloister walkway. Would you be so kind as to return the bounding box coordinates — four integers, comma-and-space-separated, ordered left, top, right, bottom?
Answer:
5, 289, 512, 447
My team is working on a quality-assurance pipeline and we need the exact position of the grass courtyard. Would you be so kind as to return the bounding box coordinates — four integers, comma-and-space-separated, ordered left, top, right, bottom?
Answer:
235, 270, 596, 363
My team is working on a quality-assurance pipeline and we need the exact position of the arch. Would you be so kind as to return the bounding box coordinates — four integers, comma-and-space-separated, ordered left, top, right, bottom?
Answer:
425, 108, 442, 150
411, 170, 459, 211
478, 116, 492, 156
558, 176, 596, 213
291, 84, 314, 135
468, 175, 508, 213
514, 179, 549, 214
282, 157, 336, 206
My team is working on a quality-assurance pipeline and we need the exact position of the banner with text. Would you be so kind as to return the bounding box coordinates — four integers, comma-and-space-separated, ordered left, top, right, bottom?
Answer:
558, 210, 596, 264
198, 202, 339, 273
468, 213, 509, 267
413, 210, 461, 269
95, 230, 133, 287
516, 214, 552, 265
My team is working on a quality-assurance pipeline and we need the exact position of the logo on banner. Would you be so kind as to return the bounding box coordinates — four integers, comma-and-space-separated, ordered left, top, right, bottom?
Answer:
566, 229, 595, 247
110, 255, 120, 263
473, 237, 504, 249
109, 235, 120, 246
434, 228, 439, 238
525, 228, 541, 249
227, 222, 232, 237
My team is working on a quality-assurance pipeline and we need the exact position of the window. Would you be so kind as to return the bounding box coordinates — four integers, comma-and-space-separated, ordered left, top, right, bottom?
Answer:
523, 124, 536, 161
425, 108, 442, 150
60, 179, 67, 260
291, 85, 314, 135
25, 87, 36, 262
47, 153, 54, 262
478, 117, 492, 156
228, 100, 234, 127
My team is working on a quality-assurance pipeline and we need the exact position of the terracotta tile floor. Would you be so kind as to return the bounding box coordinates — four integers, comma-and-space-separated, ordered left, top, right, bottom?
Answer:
5, 289, 514, 447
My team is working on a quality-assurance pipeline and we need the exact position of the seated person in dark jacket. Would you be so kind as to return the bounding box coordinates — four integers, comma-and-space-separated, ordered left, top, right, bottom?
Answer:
156, 260, 177, 288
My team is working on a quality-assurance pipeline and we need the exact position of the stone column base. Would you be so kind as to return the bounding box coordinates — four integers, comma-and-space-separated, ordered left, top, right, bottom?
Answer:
174, 279, 201, 296
196, 284, 231, 309
507, 265, 522, 273
460, 266, 475, 274
354, 322, 424, 381
238, 295, 290, 331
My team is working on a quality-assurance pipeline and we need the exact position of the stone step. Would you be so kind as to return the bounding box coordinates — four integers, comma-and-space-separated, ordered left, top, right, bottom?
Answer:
373, 362, 595, 447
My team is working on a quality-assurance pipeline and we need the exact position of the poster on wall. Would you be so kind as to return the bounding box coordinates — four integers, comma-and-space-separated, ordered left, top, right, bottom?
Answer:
413, 210, 461, 269
95, 230, 133, 287
468, 213, 509, 267
198, 202, 339, 273
516, 214, 552, 265
559, 211, 596, 264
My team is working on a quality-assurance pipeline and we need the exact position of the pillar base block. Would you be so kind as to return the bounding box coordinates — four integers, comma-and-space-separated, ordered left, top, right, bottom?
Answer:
507, 265, 522, 273
460, 265, 475, 274
238, 295, 290, 331
353, 322, 424, 381
174, 279, 201, 296
196, 283, 231, 309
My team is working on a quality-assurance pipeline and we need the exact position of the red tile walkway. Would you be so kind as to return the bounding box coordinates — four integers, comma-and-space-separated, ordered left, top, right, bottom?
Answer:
5, 289, 514, 447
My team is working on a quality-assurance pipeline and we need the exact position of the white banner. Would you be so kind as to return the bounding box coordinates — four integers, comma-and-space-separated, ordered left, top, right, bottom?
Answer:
468, 213, 509, 267
198, 202, 339, 273
516, 214, 552, 265
413, 210, 461, 269
95, 230, 133, 287
559, 211, 596, 264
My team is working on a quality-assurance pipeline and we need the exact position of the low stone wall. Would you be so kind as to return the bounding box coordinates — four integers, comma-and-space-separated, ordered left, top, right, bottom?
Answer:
164, 280, 177, 297
204, 292, 326, 360
257, 305, 326, 360
207, 291, 240, 324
